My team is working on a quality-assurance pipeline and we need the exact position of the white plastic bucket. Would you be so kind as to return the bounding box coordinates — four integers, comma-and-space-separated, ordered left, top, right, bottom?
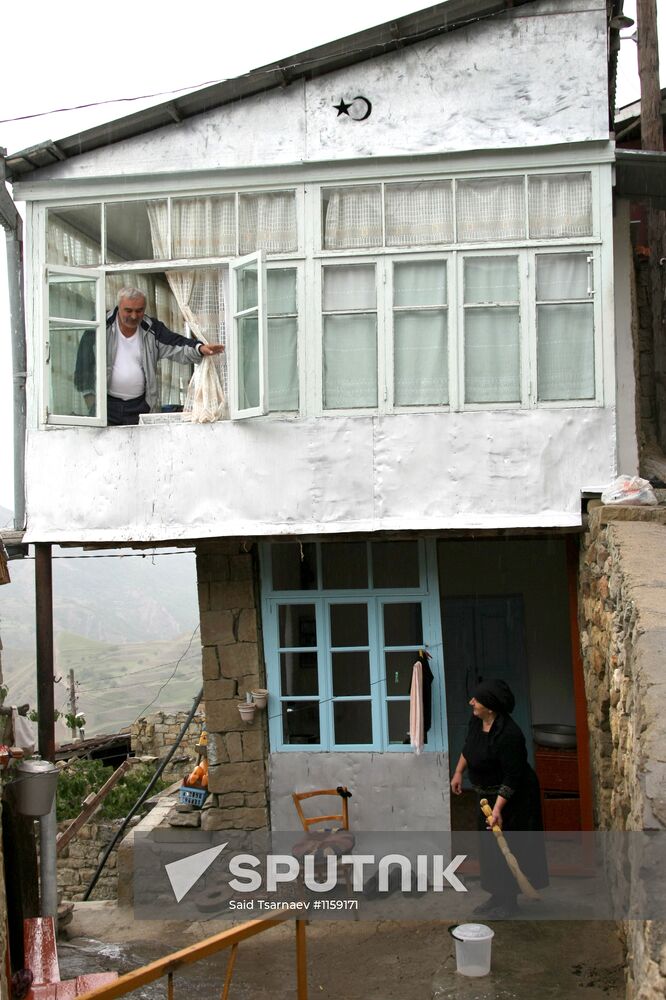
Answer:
449, 923, 494, 977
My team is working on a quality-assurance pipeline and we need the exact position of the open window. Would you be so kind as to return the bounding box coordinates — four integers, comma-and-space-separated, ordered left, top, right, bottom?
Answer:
45, 266, 106, 426
228, 252, 268, 419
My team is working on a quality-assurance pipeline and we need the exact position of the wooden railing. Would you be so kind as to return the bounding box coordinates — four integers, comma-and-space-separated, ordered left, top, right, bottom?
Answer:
75, 914, 308, 1000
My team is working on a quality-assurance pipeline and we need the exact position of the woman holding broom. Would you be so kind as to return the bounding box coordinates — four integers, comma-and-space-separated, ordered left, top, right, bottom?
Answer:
450, 679, 549, 918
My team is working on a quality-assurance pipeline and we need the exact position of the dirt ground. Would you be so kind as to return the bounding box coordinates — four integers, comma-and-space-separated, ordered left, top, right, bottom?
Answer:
60, 902, 626, 999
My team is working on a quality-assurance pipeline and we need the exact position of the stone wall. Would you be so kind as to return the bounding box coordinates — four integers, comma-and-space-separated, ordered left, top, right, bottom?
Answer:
579, 503, 666, 999
195, 541, 269, 831
131, 709, 205, 784
56, 818, 124, 901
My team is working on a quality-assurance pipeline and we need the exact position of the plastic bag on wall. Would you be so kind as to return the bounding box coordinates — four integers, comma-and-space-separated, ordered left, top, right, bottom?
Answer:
600, 475, 658, 506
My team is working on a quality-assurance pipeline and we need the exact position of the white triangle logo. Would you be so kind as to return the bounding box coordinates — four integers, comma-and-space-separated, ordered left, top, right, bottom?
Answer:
165, 842, 228, 902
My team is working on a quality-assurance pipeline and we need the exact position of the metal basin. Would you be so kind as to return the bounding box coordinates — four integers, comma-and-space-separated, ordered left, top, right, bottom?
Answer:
532, 724, 577, 749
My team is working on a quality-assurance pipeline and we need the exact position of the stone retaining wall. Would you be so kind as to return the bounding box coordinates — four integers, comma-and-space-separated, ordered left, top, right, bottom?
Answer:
56, 818, 124, 901
579, 503, 666, 999
195, 541, 269, 831
131, 709, 205, 784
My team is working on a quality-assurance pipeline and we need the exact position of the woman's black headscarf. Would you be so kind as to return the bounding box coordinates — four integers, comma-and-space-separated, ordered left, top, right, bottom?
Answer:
472, 679, 515, 715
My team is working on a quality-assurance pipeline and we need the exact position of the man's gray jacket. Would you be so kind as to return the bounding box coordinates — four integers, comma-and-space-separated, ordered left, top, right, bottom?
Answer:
74, 307, 204, 412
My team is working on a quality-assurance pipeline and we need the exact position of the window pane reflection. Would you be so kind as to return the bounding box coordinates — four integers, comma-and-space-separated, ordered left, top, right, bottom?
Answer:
332, 651, 370, 696
283, 702, 320, 744
333, 701, 373, 744
279, 605, 316, 647
322, 543, 368, 589
330, 604, 368, 647
383, 603, 423, 646
280, 652, 319, 696
387, 702, 411, 744
385, 650, 420, 694
372, 542, 420, 588
271, 544, 317, 590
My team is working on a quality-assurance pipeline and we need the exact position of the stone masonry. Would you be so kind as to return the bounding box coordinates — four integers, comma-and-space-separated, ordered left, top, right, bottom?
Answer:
195, 541, 269, 831
131, 709, 205, 783
579, 503, 666, 999
56, 818, 123, 901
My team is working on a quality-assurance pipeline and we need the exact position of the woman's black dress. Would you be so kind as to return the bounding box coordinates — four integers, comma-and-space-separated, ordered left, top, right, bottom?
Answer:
462, 712, 549, 897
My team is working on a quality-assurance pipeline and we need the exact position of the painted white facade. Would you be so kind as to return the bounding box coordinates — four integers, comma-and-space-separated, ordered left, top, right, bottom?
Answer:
15, 0, 624, 545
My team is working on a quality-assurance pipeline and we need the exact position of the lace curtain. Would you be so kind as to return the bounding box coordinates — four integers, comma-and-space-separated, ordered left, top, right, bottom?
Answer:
536, 254, 594, 400
464, 257, 521, 403
529, 174, 593, 239
457, 177, 526, 243
148, 203, 227, 421
324, 185, 383, 250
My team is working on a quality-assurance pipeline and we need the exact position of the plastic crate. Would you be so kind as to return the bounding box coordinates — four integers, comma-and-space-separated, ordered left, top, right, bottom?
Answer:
179, 785, 208, 808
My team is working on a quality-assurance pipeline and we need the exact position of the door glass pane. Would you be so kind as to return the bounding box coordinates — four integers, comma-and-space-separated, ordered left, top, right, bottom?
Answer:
283, 702, 320, 744
330, 604, 368, 647
279, 605, 316, 647
322, 185, 382, 250
323, 265, 376, 311
394, 261, 447, 307
394, 311, 448, 406
280, 652, 319, 696
333, 701, 373, 744
48, 206, 101, 266
464, 257, 519, 303
271, 543, 317, 590
322, 542, 368, 589
537, 303, 595, 400
332, 651, 370, 695
528, 173, 592, 239
323, 315, 377, 408
172, 195, 236, 257
387, 701, 411, 744
456, 177, 525, 241
383, 603, 423, 646
49, 276, 97, 321
237, 260, 259, 312
536, 253, 589, 300
48, 325, 99, 417
238, 316, 259, 408
386, 651, 420, 694
385, 181, 453, 246
105, 200, 167, 262
465, 307, 520, 403
373, 542, 420, 588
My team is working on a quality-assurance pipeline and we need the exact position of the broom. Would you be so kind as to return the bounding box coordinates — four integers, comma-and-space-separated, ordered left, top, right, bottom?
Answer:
479, 798, 541, 901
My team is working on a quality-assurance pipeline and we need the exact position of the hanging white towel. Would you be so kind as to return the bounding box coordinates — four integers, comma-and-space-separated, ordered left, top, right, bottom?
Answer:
409, 661, 424, 755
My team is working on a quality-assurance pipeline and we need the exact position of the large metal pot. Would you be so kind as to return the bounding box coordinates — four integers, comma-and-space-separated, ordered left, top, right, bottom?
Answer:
532, 724, 577, 749
13, 758, 60, 816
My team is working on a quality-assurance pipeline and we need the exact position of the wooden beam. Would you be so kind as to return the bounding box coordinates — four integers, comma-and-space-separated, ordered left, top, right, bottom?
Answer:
296, 920, 308, 1000
56, 759, 134, 853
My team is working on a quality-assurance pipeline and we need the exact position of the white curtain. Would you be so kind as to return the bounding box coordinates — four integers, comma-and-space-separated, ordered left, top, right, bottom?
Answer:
385, 181, 454, 246
323, 185, 382, 250
457, 177, 526, 242
47, 214, 101, 266
463, 257, 520, 403
393, 261, 448, 405
266, 270, 299, 411
148, 204, 227, 421
322, 264, 377, 409
529, 173, 593, 239
239, 192, 297, 254
536, 254, 594, 400
172, 196, 236, 257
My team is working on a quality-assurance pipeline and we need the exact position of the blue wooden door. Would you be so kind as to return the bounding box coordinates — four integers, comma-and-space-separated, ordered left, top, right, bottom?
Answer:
443, 595, 533, 780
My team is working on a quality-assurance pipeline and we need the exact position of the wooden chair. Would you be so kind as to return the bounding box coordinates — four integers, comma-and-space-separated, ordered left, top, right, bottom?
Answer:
291, 786, 354, 861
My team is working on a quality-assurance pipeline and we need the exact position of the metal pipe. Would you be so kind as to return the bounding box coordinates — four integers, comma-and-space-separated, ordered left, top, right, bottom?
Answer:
0, 152, 27, 530
39, 803, 58, 918
35, 543, 56, 763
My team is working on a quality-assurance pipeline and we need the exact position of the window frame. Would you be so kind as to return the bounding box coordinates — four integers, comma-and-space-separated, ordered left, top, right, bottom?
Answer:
228, 251, 268, 419
44, 264, 107, 427
261, 539, 445, 753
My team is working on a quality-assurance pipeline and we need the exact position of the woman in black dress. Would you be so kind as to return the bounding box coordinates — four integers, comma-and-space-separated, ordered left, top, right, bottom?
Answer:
450, 679, 548, 918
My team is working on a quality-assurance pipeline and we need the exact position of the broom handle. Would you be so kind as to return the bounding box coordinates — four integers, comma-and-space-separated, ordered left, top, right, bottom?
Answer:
479, 798, 541, 901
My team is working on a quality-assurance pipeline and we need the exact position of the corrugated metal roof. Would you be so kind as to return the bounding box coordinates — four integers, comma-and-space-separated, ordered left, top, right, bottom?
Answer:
615, 149, 666, 208
5, 0, 550, 180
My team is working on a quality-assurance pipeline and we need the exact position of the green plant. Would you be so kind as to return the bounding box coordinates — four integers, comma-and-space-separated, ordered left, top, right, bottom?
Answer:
28, 709, 61, 724
64, 711, 86, 732
56, 759, 170, 821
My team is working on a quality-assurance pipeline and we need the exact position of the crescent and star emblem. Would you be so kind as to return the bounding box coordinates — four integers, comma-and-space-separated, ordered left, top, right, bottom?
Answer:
333, 96, 372, 121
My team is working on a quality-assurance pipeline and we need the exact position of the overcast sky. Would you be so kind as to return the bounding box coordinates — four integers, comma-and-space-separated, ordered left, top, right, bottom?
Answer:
1, 0, 664, 513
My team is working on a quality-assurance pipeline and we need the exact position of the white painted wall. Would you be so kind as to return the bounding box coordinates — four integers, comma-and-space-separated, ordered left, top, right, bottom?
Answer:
613, 200, 640, 476
13, 0, 608, 188
23, 408, 615, 543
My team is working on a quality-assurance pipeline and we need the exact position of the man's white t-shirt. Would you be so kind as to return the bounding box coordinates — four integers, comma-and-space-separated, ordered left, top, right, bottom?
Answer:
109, 322, 146, 400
